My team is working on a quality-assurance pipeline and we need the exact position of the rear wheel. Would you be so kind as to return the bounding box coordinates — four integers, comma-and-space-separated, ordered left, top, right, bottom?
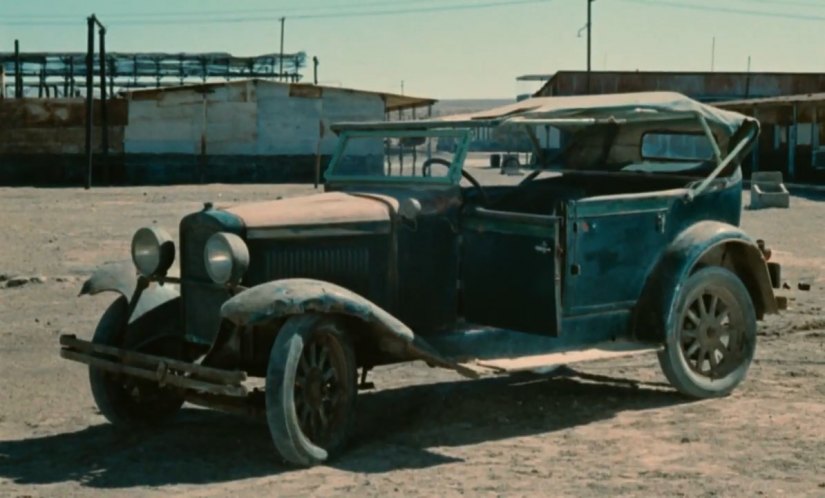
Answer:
88, 296, 184, 427
266, 314, 357, 467
658, 267, 757, 398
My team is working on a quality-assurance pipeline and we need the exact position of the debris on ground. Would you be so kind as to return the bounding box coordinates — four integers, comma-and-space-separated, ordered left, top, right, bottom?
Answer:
2, 275, 48, 289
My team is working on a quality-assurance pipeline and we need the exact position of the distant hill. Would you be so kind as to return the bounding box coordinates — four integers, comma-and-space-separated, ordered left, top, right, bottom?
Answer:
431, 98, 515, 117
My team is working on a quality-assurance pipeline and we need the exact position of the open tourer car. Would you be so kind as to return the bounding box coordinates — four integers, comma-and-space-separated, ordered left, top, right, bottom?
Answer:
60, 92, 780, 466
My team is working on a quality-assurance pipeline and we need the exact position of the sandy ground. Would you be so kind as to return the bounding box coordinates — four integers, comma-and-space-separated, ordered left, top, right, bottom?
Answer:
0, 171, 823, 497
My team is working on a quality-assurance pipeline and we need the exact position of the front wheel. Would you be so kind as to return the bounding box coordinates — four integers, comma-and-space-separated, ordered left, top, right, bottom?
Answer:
88, 297, 184, 427
266, 314, 358, 466
658, 267, 757, 399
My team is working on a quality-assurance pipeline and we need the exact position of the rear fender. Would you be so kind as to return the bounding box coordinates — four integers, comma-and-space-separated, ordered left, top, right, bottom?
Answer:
221, 278, 477, 378
634, 221, 777, 342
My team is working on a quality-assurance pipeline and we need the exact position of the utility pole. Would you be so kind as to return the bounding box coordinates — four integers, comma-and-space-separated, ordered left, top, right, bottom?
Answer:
14, 39, 21, 98
711, 36, 716, 72
586, 0, 595, 94
85, 16, 95, 189
279, 17, 285, 81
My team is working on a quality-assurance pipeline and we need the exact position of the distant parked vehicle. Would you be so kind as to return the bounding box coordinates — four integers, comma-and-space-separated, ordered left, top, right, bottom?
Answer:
61, 92, 779, 466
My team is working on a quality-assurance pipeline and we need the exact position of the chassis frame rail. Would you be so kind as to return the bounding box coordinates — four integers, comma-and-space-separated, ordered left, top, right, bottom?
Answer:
59, 334, 248, 397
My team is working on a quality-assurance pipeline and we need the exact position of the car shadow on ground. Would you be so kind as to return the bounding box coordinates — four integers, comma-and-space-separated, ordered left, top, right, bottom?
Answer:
340, 369, 687, 473
0, 369, 688, 488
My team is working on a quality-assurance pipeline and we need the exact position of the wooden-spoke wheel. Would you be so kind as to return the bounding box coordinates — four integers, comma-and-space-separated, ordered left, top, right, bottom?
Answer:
266, 314, 357, 466
658, 267, 757, 399
89, 297, 183, 427
679, 288, 747, 380
294, 333, 350, 446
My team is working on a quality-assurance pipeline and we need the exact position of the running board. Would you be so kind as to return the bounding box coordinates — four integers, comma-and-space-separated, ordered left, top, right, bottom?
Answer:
460, 341, 662, 375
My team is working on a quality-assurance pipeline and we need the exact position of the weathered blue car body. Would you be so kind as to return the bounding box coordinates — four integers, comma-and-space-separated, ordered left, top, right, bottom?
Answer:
62, 92, 779, 466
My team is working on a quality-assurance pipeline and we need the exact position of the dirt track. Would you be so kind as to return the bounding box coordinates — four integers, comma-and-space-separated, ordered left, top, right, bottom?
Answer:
0, 180, 823, 497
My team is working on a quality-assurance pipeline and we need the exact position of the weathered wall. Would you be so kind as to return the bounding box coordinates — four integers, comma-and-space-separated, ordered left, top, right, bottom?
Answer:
120, 80, 385, 184
124, 81, 257, 155
0, 98, 127, 185
0, 98, 126, 155
257, 83, 383, 156
124, 80, 384, 157
0, 80, 390, 185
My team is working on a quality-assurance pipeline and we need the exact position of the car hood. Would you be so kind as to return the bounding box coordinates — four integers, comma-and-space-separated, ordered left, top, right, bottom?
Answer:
224, 191, 398, 231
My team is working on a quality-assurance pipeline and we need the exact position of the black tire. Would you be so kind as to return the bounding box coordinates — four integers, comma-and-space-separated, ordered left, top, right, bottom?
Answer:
88, 296, 184, 427
658, 267, 757, 399
266, 314, 358, 467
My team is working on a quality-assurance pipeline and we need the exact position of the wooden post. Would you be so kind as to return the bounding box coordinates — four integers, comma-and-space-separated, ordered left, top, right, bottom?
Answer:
69, 57, 75, 96
99, 26, 109, 183
279, 17, 285, 81
586, 0, 594, 94
85, 16, 95, 190
14, 39, 22, 98
788, 104, 797, 181
811, 106, 818, 169
314, 120, 324, 189
751, 106, 759, 173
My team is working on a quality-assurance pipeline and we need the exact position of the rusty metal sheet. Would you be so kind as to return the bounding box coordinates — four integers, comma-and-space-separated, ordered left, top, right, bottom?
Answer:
290, 83, 323, 99
0, 98, 127, 129
536, 71, 825, 102
0, 98, 126, 155
0, 126, 124, 155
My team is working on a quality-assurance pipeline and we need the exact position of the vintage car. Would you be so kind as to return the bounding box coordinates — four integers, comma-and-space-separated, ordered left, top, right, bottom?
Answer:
60, 92, 780, 466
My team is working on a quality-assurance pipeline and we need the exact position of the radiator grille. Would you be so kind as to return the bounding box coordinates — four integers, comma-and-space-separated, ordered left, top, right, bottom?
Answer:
264, 246, 371, 295
179, 210, 243, 344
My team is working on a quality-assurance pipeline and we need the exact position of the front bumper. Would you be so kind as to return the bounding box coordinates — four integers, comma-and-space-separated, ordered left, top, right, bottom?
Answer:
59, 334, 248, 397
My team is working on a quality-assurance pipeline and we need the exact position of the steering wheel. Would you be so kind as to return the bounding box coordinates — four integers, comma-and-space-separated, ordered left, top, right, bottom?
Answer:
422, 157, 489, 206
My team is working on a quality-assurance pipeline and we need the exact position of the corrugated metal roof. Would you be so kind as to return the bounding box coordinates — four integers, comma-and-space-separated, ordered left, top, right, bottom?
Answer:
716, 92, 825, 108
530, 70, 825, 103
119, 78, 436, 112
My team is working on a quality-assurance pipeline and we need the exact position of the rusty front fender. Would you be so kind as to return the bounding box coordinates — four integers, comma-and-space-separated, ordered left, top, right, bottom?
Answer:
221, 278, 477, 378
79, 260, 179, 324
634, 221, 778, 342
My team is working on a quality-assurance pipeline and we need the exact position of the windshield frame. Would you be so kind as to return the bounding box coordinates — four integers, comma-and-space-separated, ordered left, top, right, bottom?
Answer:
325, 128, 472, 186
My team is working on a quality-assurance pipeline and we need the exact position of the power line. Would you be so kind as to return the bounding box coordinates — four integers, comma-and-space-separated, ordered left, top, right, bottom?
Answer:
0, 0, 552, 26
618, 0, 825, 22
746, 0, 825, 7
2, 0, 452, 20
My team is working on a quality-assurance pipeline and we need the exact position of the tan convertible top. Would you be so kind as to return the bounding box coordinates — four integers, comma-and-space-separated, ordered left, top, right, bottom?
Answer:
333, 91, 756, 138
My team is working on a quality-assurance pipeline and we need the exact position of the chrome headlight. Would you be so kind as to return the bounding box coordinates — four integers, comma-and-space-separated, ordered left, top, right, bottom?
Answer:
131, 227, 175, 278
204, 232, 249, 285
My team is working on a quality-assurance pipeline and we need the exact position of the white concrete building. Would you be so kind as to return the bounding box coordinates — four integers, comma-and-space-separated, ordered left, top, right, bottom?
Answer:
120, 79, 435, 183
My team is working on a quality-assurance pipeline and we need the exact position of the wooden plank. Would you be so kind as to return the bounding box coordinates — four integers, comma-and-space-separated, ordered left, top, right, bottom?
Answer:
469, 341, 661, 374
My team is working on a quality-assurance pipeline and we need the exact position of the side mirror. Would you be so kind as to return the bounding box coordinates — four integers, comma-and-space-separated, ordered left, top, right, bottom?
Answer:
399, 198, 422, 228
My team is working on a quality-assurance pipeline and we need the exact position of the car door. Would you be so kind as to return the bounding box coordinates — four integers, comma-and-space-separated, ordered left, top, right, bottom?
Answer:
460, 207, 561, 335
564, 194, 673, 315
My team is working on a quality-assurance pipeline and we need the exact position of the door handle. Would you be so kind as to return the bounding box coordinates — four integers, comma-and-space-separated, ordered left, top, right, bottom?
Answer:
534, 241, 553, 255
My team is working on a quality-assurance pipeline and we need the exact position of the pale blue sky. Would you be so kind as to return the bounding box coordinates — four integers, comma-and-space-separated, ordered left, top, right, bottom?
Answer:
2, 0, 823, 99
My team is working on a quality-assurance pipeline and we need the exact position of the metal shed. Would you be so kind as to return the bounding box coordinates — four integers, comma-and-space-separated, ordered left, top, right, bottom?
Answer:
716, 93, 825, 183
0, 79, 436, 185
522, 71, 825, 103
